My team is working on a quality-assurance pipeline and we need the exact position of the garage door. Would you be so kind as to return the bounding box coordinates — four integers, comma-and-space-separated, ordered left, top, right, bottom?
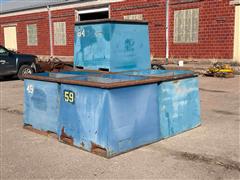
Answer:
234, 6, 240, 62
4, 26, 17, 51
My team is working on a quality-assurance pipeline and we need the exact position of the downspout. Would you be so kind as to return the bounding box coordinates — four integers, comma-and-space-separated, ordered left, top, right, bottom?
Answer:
165, 0, 169, 64
47, 5, 53, 57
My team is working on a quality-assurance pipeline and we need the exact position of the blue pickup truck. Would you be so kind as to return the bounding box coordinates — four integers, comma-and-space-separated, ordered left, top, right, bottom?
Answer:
0, 45, 38, 79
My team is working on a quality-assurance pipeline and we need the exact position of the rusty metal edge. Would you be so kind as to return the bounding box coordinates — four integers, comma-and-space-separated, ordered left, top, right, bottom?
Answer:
23, 124, 201, 158
23, 73, 197, 89
23, 124, 58, 139
23, 124, 109, 158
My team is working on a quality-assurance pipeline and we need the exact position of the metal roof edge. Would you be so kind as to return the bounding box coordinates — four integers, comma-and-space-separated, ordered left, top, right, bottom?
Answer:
0, 0, 89, 15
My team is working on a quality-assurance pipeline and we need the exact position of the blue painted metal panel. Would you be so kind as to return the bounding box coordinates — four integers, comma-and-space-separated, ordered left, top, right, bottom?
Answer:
24, 80, 60, 133
58, 85, 109, 152
109, 24, 151, 71
58, 83, 159, 157
32, 71, 101, 78
74, 22, 151, 71
106, 84, 160, 156
122, 69, 193, 76
158, 77, 201, 139
74, 23, 110, 70
121, 70, 201, 139
68, 73, 148, 83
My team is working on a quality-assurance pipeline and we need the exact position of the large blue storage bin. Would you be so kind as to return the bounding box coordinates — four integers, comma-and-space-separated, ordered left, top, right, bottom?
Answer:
74, 20, 151, 72
23, 70, 201, 157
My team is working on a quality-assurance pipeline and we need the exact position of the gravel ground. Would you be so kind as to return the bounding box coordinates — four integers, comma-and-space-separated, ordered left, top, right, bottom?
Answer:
0, 76, 239, 179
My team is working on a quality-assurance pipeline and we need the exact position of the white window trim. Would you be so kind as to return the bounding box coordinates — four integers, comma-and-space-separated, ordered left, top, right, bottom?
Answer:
0, 0, 124, 18
77, 7, 109, 15
1, 23, 17, 27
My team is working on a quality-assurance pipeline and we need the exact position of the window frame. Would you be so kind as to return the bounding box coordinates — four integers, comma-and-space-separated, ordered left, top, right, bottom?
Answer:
27, 24, 38, 46
174, 8, 199, 44
53, 21, 67, 46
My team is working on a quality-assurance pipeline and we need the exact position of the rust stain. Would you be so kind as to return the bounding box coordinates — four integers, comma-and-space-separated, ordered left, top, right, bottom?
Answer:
23, 124, 58, 139
91, 142, 107, 157
81, 142, 85, 147
37, 59, 73, 72
60, 127, 74, 146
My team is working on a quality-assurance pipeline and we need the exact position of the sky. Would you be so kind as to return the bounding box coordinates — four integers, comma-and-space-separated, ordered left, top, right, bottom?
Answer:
0, 0, 75, 12
0, 0, 7, 10
1, 0, 9, 3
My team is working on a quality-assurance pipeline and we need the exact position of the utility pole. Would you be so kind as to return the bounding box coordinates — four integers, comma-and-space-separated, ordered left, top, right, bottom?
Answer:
166, 0, 169, 64
47, 5, 53, 57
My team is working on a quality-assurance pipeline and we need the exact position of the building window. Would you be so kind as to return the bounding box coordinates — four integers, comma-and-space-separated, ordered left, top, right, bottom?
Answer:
54, 22, 66, 46
174, 8, 199, 43
27, 24, 38, 46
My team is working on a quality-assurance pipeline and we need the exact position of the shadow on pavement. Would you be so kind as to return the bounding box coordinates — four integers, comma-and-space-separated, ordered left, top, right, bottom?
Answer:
0, 76, 20, 82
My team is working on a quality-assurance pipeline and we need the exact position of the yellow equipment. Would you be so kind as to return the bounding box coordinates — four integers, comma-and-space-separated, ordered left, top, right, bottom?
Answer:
206, 63, 234, 78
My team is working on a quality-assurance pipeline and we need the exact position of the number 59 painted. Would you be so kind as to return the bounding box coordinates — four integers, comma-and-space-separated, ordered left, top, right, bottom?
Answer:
64, 90, 75, 104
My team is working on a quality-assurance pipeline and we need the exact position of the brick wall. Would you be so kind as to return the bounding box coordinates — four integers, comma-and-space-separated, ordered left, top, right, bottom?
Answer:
51, 8, 75, 56
0, 8, 75, 57
0, 12, 51, 55
110, 0, 166, 59
169, 0, 235, 60
111, 0, 235, 60
0, 0, 236, 60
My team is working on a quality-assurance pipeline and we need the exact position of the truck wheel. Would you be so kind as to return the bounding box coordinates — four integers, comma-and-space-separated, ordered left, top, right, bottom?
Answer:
18, 65, 34, 80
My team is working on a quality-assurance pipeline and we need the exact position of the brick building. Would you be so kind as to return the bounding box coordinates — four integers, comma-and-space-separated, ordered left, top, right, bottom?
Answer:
0, 0, 239, 62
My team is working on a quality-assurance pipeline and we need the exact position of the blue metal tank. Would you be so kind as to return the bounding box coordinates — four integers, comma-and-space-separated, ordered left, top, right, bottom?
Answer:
74, 20, 151, 72
23, 71, 200, 157
23, 19, 201, 157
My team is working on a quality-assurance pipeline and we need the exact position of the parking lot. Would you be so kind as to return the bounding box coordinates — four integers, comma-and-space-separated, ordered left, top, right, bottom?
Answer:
0, 76, 239, 179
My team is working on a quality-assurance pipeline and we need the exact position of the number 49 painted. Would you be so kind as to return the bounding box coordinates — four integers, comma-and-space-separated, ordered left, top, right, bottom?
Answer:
64, 90, 75, 104
27, 84, 34, 94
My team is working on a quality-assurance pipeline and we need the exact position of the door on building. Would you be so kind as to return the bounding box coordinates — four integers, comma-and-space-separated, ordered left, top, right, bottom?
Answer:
4, 26, 18, 51
234, 6, 240, 62
77, 7, 109, 21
